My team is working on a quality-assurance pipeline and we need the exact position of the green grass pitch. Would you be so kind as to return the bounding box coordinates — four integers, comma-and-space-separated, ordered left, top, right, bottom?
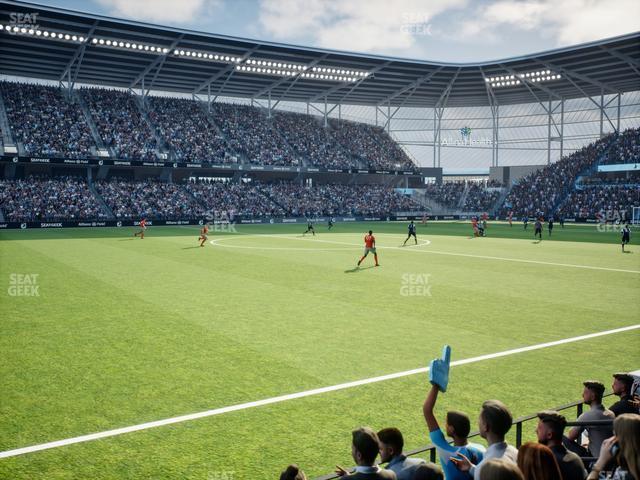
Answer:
1, 221, 639, 479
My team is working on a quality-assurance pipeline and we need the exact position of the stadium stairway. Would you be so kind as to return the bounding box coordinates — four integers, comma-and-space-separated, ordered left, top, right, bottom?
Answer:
197, 102, 247, 165
74, 91, 108, 152
0, 91, 17, 149
134, 96, 170, 160
457, 182, 470, 209
264, 112, 306, 167
88, 183, 115, 220
493, 186, 511, 215
325, 120, 368, 169
412, 189, 454, 215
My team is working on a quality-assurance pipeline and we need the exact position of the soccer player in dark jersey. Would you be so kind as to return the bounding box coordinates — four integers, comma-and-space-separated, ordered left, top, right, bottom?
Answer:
328, 217, 334, 230
621, 223, 631, 252
303, 219, 315, 236
523, 215, 529, 230
134, 218, 147, 239
198, 224, 209, 247
508, 211, 513, 227
548, 216, 554, 236
559, 216, 565, 228
403, 220, 418, 246
357, 230, 379, 267
534, 218, 543, 240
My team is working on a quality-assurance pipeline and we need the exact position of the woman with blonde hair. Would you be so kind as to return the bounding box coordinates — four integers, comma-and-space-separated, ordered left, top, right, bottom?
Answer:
479, 458, 524, 480
587, 413, 640, 480
517, 442, 562, 480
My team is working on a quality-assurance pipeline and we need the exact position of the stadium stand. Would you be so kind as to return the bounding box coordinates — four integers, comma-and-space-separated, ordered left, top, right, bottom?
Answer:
329, 119, 415, 170
500, 135, 614, 217
556, 185, 640, 220
208, 102, 299, 166
184, 180, 285, 218
258, 183, 423, 217
423, 182, 466, 209
0, 82, 94, 158
95, 179, 205, 220
0, 176, 107, 221
600, 127, 640, 165
148, 96, 235, 164
273, 110, 358, 169
80, 88, 158, 161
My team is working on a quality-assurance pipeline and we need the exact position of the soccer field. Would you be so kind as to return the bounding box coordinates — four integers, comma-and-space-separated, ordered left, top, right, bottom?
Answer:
1, 221, 639, 479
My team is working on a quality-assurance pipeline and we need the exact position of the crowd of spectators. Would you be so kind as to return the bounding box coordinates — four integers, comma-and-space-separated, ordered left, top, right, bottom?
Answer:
81, 88, 157, 161
501, 135, 612, 217
148, 96, 234, 163
184, 180, 284, 218
463, 182, 501, 212
330, 119, 415, 171
0, 176, 106, 221
280, 351, 639, 480
1, 82, 418, 170
556, 185, 639, 220
1, 81, 94, 158
209, 102, 298, 166
274, 111, 358, 169
95, 179, 205, 220
424, 182, 466, 209
258, 183, 423, 217
601, 128, 640, 165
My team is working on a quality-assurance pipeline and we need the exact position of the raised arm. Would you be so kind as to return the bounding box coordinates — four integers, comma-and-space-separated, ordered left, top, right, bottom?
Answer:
423, 383, 441, 432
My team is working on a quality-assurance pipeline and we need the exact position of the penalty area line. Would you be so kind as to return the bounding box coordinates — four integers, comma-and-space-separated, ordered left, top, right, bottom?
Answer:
1, 324, 638, 459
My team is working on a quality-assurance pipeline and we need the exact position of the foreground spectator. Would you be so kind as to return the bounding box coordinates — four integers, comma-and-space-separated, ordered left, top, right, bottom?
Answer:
377, 428, 425, 479
610, 373, 637, 416
478, 459, 524, 480
517, 442, 562, 480
280, 464, 306, 480
335, 427, 396, 479
536, 410, 587, 480
564, 381, 614, 458
422, 380, 485, 479
425, 346, 515, 479
586, 413, 640, 480
452, 400, 518, 478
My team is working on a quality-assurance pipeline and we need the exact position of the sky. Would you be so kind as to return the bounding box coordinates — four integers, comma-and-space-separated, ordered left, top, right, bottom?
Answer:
27, 0, 640, 62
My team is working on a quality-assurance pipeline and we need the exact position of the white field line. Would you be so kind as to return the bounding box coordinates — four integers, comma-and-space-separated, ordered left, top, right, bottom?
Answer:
1, 324, 638, 459
214, 234, 640, 274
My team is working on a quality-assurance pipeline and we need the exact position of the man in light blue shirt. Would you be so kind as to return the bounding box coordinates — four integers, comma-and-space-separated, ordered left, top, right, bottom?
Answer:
423, 346, 485, 480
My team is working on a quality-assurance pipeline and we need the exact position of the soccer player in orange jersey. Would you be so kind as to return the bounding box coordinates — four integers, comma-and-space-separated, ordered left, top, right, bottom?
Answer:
134, 218, 146, 239
198, 224, 209, 247
357, 230, 379, 267
471, 216, 479, 237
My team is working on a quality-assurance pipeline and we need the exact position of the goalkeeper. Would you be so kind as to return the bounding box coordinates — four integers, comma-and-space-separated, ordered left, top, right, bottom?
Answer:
422, 346, 485, 480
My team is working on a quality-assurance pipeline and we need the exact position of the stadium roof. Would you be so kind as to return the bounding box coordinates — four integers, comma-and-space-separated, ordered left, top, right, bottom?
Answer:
1, 0, 639, 108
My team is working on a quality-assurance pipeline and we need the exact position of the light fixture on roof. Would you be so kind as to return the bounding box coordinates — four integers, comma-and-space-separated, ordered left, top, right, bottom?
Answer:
0, 24, 86, 43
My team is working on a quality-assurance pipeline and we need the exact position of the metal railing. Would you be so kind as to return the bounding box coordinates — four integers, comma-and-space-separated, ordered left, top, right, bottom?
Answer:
314, 393, 614, 480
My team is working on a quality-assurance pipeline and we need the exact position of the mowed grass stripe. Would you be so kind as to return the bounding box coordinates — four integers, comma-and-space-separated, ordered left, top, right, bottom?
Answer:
0, 328, 637, 479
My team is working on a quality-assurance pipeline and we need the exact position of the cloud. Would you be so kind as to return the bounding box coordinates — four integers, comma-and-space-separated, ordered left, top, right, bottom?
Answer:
258, 0, 468, 54
95, 0, 220, 24
458, 0, 640, 46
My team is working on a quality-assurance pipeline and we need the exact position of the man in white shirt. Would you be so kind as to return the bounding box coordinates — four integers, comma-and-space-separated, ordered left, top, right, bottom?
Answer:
450, 399, 518, 479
